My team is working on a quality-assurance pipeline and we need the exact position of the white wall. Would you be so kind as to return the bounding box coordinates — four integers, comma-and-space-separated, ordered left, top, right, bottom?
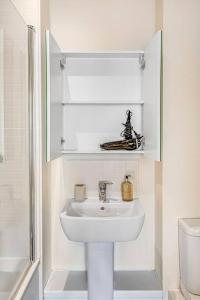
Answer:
49, 0, 157, 272
154, 0, 163, 283
40, 0, 53, 286
155, 161, 162, 281
50, 0, 155, 51
162, 0, 200, 293
11, 0, 39, 25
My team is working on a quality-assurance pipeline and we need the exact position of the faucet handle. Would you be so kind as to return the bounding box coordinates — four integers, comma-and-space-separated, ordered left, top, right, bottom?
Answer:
104, 181, 113, 185
99, 180, 113, 187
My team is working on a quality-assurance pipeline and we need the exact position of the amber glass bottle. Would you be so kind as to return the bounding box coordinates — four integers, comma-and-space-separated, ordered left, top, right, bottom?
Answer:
121, 175, 133, 201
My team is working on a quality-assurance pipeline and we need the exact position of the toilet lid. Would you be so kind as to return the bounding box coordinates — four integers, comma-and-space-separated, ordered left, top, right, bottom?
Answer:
179, 218, 200, 236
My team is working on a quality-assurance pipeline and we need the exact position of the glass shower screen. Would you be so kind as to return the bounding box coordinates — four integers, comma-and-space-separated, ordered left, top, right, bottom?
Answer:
0, 0, 35, 298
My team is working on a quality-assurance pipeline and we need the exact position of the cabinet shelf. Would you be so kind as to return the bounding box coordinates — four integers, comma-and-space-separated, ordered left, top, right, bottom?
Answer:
63, 50, 144, 59
62, 101, 144, 106
61, 149, 145, 160
62, 149, 144, 155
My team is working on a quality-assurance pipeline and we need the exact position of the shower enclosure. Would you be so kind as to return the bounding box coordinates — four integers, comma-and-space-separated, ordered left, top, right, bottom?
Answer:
0, 0, 37, 299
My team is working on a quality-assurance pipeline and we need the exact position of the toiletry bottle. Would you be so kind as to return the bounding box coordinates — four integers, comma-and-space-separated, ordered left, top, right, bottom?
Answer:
121, 175, 133, 201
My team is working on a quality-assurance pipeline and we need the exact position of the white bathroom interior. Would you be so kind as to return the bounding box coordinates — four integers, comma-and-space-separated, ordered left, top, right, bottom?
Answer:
1, 1, 200, 300
44, 1, 162, 299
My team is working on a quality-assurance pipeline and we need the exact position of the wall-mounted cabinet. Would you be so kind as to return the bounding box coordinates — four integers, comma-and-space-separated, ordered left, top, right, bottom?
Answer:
46, 31, 162, 161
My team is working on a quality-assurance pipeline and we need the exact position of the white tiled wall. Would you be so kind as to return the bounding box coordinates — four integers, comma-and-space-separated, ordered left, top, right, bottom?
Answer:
0, 0, 30, 259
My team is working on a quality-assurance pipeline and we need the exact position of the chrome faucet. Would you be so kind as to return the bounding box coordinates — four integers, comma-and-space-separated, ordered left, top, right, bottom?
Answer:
98, 181, 113, 203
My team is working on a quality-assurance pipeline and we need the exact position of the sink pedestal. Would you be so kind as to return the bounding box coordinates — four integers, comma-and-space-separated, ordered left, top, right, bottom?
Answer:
86, 242, 114, 300
60, 199, 145, 300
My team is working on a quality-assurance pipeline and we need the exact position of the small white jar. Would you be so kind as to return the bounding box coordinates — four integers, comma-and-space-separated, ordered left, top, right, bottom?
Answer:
74, 184, 87, 201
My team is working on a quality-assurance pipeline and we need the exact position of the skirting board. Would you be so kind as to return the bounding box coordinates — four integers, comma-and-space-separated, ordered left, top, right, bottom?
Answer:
45, 270, 163, 300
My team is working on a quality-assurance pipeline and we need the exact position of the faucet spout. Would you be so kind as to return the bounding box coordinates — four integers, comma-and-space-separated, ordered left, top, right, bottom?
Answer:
98, 181, 113, 202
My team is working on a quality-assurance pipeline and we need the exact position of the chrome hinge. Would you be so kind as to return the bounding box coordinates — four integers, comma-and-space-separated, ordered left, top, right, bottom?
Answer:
60, 57, 66, 69
61, 137, 65, 145
139, 54, 145, 70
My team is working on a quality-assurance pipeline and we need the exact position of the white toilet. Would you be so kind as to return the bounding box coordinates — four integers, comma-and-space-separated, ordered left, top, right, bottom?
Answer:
179, 218, 200, 300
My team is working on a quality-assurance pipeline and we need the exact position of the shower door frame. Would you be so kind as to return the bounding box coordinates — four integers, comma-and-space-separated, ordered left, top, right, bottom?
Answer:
0, 0, 42, 297
28, 25, 36, 264
9, 24, 42, 300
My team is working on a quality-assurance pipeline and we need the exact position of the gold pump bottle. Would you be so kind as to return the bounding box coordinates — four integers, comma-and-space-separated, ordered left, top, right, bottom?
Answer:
121, 175, 133, 201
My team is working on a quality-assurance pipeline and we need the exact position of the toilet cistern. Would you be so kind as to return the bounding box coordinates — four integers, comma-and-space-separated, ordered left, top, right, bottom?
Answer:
98, 181, 113, 202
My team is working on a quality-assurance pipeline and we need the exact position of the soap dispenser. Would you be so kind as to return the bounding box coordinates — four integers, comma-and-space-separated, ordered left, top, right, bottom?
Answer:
121, 175, 133, 201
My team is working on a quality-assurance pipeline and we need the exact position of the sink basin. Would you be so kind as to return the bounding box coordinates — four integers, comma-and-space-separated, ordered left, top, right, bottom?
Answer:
60, 198, 145, 242
60, 198, 145, 300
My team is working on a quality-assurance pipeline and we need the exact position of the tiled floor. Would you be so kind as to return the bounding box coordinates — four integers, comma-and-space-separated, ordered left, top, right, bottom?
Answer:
45, 270, 163, 299
63, 270, 162, 291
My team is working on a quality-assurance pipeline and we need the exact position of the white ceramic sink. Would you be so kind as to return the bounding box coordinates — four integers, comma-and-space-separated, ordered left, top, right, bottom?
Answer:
60, 198, 145, 242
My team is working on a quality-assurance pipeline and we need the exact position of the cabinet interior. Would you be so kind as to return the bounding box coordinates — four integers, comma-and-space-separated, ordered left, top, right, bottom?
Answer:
46, 31, 161, 161
62, 52, 144, 153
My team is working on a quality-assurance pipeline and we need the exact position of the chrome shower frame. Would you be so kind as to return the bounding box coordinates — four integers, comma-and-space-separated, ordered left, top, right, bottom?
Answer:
28, 25, 36, 263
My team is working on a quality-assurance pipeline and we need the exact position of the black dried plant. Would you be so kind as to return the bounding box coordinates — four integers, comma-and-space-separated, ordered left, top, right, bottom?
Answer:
100, 110, 144, 151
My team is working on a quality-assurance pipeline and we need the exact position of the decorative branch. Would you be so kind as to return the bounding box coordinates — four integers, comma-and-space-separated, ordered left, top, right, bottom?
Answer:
100, 110, 144, 151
